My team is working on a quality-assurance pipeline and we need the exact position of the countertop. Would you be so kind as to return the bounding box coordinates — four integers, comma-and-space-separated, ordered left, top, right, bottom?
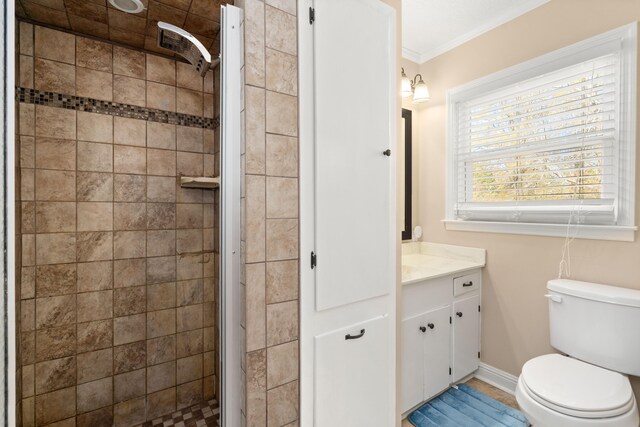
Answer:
402, 242, 486, 285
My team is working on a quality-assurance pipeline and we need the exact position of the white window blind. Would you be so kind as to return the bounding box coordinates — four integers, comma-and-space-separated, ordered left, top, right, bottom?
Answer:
447, 24, 637, 234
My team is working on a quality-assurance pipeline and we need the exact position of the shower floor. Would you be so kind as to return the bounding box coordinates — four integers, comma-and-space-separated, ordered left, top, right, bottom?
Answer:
139, 399, 220, 427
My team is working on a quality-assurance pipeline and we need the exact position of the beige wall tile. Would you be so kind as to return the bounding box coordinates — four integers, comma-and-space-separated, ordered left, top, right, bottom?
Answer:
20, 54, 34, 89
114, 397, 145, 427
77, 67, 113, 101
147, 335, 176, 366
246, 263, 266, 352
78, 112, 113, 143
113, 46, 145, 77
77, 290, 113, 322
77, 348, 113, 384
76, 37, 112, 72
147, 255, 177, 284
146, 55, 176, 85
176, 88, 203, 116
114, 341, 146, 374
34, 58, 76, 94
77, 406, 113, 427
147, 149, 177, 176
177, 254, 203, 281
266, 219, 298, 261
34, 26, 75, 64
114, 145, 146, 174
245, 0, 266, 87
147, 230, 176, 257
114, 75, 146, 107
21, 135, 35, 169
266, 0, 296, 15
246, 175, 266, 263
77, 202, 113, 231
23, 234, 36, 266
147, 203, 177, 230
266, 177, 298, 219
36, 233, 76, 264
35, 326, 76, 361
176, 126, 203, 153
114, 313, 146, 346
176, 329, 202, 358
266, 48, 297, 96
35, 294, 76, 328
114, 286, 146, 316
77, 141, 113, 173
266, 91, 297, 137
147, 122, 176, 150
266, 300, 298, 347
147, 387, 176, 420
177, 354, 203, 384
267, 340, 298, 389
35, 169, 75, 201
114, 203, 146, 230
177, 151, 203, 177
36, 263, 76, 297
77, 172, 113, 202
176, 62, 203, 91
147, 361, 176, 393
147, 176, 176, 203
35, 386, 76, 425
147, 308, 176, 339
245, 86, 266, 175
176, 229, 202, 254
114, 368, 146, 403
77, 261, 112, 293
77, 320, 112, 353
266, 260, 298, 304
35, 106, 76, 140
114, 258, 146, 288
20, 22, 34, 56
114, 174, 146, 202
35, 202, 76, 233
265, 5, 297, 56
114, 117, 146, 147
176, 203, 203, 229
76, 231, 113, 262
147, 282, 176, 312
23, 201, 36, 234
35, 138, 75, 171
177, 379, 202, 409
176, 304, 203, 332
21, 169, 35, 201
22, 299, 35, 332
77, 377, 112, 413
114, 230, 146, 259
267, 380, 298, 426
22, 363, 35, 397
246, 349, 267, 427
147, 82, 176, 112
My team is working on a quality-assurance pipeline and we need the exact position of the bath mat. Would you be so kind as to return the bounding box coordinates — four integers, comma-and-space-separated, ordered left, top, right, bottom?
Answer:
408, 384, 529, 427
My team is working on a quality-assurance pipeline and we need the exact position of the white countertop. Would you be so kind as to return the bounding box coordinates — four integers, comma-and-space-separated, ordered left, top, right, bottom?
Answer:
402, 242, 486, 285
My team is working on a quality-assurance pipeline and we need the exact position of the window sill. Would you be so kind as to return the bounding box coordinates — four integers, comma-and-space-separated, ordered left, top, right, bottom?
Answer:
443, 220, 637, 242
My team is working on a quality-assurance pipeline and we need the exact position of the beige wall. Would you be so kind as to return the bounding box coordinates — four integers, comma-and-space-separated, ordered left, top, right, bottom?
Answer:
414, 0, 640, 397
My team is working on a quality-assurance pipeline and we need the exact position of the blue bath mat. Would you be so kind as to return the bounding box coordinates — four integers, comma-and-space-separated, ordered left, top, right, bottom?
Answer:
408, 384, 530, 427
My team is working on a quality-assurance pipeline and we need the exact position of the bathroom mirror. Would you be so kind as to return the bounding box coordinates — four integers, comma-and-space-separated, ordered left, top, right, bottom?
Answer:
401, 108, 412, 240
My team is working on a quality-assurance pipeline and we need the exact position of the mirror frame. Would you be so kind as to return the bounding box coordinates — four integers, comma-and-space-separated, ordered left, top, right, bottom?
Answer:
402, 108, 412, 241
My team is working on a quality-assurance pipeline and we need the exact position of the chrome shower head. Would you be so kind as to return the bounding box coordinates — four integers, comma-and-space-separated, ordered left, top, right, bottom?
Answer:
157, 21, 213, 77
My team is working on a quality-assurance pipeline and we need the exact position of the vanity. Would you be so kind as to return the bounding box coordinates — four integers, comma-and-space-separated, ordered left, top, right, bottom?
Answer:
401, 242, 486, 414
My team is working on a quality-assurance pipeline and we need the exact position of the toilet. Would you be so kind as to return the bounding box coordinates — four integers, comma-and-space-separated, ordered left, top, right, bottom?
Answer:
516, 279, 640, 427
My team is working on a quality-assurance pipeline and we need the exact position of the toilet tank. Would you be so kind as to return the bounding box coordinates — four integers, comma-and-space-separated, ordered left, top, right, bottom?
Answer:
547, 279, 640, 376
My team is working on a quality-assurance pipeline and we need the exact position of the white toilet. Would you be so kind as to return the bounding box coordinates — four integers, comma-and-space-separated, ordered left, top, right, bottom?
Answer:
516, 279, 640, 427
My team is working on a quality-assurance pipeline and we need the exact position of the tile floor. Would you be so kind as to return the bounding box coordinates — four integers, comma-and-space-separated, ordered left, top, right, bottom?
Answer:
402, 378, 519, 426
139, 399, 219, 427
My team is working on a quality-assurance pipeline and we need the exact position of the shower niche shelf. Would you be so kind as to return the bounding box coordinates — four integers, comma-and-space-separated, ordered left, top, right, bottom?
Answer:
180, 176, 220, 189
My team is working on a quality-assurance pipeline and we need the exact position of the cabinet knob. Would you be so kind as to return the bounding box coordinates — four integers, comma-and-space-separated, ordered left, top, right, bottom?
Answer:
427, 323, 434, 329
419, 326, 426, 333
383, 149, 391, 156
456, 312, 463, 318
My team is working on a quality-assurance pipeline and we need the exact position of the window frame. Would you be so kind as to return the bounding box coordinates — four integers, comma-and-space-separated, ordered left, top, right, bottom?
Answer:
445, 23, 638, 241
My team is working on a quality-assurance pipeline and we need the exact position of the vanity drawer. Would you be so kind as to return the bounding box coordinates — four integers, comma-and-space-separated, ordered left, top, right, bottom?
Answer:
453, 271, 481, 296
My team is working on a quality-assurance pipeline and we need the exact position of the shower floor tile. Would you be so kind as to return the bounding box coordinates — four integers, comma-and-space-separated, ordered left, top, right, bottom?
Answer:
139, 399, 219, 427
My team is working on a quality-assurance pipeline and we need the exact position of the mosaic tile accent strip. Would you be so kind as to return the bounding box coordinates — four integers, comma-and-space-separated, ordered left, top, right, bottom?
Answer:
17, 87, 220, 130
139, 399, 220, 427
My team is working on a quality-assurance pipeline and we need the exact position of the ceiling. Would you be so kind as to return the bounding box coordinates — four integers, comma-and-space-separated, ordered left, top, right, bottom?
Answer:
16, 0, 232, 56
402, 0, 549, 64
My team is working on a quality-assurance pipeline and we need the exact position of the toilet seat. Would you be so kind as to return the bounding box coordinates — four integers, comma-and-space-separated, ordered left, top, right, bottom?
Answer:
520, 354, 634, 419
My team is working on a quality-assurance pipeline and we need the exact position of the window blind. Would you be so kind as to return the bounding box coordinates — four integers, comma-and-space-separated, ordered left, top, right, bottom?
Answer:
453, 53, 620, 225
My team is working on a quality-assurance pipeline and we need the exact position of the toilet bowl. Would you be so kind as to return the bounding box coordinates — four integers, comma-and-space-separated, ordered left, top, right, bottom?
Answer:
515, 354, 639, 427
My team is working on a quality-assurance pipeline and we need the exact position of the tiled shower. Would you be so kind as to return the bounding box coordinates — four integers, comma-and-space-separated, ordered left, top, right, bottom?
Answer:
15, 22, 222, 427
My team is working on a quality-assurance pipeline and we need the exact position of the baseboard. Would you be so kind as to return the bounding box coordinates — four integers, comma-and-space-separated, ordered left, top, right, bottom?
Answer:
474, 362, 519, 395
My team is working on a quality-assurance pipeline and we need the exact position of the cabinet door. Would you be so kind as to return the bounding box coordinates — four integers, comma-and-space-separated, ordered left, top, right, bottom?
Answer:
401, 313, 425, 413
452, 294, 480, 382
315, 315, 391, 427
423, 306, 451, 400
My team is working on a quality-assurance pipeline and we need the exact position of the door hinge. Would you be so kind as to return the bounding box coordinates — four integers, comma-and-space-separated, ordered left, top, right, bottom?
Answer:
478, 305, 481, 312
310, 251, 317, 269
449, 367, 452, 375
309, 7, 315, 24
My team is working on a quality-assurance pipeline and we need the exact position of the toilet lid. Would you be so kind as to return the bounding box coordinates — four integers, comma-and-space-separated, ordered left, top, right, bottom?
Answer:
521, 354, 634, 418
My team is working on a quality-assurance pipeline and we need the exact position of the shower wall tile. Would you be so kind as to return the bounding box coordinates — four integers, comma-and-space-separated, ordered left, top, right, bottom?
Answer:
18, 23, 220, 427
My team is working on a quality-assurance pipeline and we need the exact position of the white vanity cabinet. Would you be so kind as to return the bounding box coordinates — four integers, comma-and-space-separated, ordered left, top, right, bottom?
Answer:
401, 269, 482, 413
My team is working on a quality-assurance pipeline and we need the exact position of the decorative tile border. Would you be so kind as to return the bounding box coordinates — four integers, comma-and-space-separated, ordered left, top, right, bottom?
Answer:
139, 399, 219, 427
17, 87, 220, 130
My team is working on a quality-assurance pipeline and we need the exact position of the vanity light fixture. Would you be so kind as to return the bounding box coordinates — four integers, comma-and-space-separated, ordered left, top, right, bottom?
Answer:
401, 68, 430, 103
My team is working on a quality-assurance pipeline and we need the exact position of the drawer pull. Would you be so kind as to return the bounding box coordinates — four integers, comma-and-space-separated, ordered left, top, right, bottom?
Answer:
463, 281, 473, 287
345, 329, 365, 340
427, 323, 434, 329
456, 312, 463, 318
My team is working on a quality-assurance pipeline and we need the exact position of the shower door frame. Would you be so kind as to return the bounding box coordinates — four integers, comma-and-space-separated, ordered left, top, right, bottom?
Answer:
219, 5, 242, 427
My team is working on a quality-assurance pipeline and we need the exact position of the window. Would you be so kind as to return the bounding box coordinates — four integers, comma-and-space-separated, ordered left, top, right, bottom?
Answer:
446, 24, 637, 241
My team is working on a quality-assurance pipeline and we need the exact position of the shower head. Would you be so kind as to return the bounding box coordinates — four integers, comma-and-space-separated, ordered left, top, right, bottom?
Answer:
157, 22, 214, 77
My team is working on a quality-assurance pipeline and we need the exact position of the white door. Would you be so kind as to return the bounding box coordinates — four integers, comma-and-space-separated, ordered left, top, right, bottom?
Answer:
299, 0, 397, 425
423, 306, 451, 400
452, 295, 480, 382
402, 313, 426, 413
